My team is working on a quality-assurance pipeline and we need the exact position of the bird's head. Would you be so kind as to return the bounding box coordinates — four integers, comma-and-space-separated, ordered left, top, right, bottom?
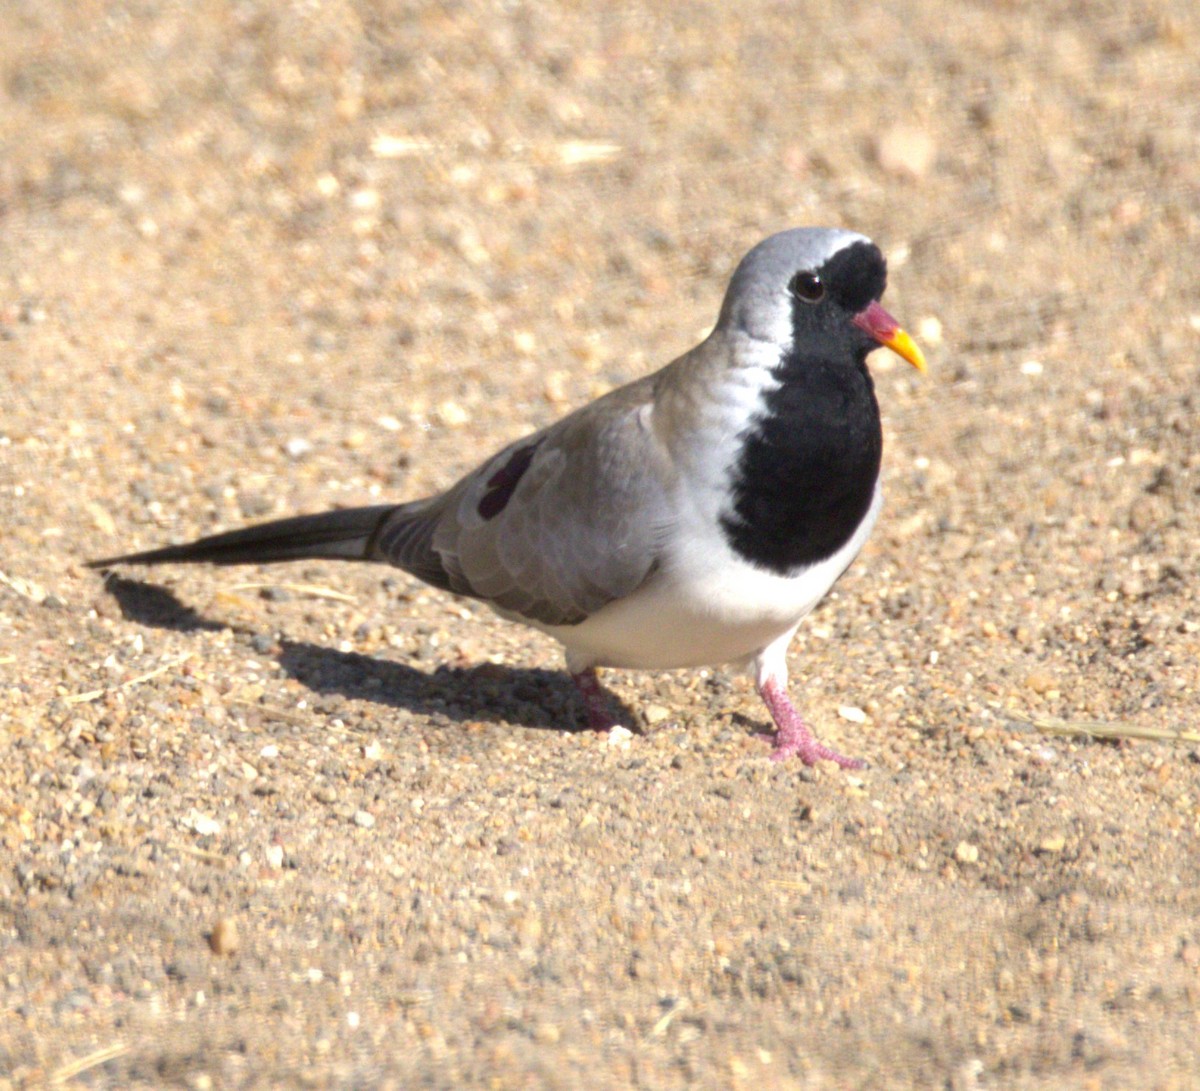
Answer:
717, 227, 926, 373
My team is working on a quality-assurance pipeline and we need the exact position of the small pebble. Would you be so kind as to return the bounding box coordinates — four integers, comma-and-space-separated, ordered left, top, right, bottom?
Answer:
182, 809, 221, 837
436, 400, 470, 427
606, 725, 634, 748
208, 918, 239, 956
354, 810, 376, 828
955, 841, 980, 864
877, 124, 937, 179
917, 315, 944, 346
1025, 673, 1057, 694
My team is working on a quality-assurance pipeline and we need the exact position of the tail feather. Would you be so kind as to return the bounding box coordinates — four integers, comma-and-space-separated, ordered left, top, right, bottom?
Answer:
87, 505, 398, 569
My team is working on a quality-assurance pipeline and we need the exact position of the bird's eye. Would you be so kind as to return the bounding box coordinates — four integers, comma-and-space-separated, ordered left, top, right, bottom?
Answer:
788, 271, 825, 303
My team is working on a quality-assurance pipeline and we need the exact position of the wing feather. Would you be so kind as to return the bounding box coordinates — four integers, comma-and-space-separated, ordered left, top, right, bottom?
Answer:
371, 379, 672, 627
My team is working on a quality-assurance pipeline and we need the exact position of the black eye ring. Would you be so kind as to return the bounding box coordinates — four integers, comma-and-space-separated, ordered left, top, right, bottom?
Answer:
788, 271, 825, 304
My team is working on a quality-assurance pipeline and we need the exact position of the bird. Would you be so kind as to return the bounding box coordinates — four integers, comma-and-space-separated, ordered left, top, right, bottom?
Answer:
90, 227, 926, 767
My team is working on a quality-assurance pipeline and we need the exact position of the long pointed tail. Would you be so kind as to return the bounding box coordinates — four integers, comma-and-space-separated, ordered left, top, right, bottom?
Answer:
87, 505, 399, 569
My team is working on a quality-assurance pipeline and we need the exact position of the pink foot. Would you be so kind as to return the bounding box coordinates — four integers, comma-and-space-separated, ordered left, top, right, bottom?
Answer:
571, 667, 617, 732
757, 676, 865, 768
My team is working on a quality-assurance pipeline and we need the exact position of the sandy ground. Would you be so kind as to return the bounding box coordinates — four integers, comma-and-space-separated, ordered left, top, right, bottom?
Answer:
3, 1, 1200, 1086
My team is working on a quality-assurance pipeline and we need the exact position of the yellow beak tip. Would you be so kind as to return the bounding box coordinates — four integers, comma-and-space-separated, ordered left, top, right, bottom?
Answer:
887, 328, 927, 373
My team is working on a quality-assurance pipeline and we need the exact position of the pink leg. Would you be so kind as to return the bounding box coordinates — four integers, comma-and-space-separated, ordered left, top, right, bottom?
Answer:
758, 676, 865, 768
571, 667, 616, 732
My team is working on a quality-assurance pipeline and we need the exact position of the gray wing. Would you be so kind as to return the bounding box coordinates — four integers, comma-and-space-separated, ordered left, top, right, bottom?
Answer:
370, 377, 674, 627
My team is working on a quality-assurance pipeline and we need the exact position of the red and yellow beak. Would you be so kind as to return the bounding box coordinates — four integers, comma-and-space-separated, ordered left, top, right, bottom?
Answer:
852, 300, 927, 372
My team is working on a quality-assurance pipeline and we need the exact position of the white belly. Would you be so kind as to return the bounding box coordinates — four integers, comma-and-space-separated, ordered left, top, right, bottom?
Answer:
541, 484, 882, 672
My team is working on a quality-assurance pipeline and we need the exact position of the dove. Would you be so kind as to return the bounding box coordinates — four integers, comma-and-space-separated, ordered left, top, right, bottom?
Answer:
91, 227, 926, 767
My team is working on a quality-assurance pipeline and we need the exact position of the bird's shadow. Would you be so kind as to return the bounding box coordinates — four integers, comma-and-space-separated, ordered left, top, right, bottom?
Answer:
101, 574, 226, 633
275, 640, 629, 732
96, 574, 636, 733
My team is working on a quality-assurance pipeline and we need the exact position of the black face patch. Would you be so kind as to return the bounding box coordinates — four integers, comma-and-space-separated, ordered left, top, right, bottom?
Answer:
815, 240, 887, 314
478, 439, 543, 520
720, 238, 890, 574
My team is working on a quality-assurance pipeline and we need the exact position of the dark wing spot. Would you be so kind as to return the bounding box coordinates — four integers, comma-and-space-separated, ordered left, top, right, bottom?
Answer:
478, 439, 544, 520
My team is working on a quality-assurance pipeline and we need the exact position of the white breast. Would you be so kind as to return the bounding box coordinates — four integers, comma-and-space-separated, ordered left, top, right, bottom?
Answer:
528, 333, 882, 673
545, 482, 881, 672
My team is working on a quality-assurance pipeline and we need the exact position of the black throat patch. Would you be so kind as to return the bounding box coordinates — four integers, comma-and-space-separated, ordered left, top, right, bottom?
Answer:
719, 345, 883, 575
718, 238, 888, 574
